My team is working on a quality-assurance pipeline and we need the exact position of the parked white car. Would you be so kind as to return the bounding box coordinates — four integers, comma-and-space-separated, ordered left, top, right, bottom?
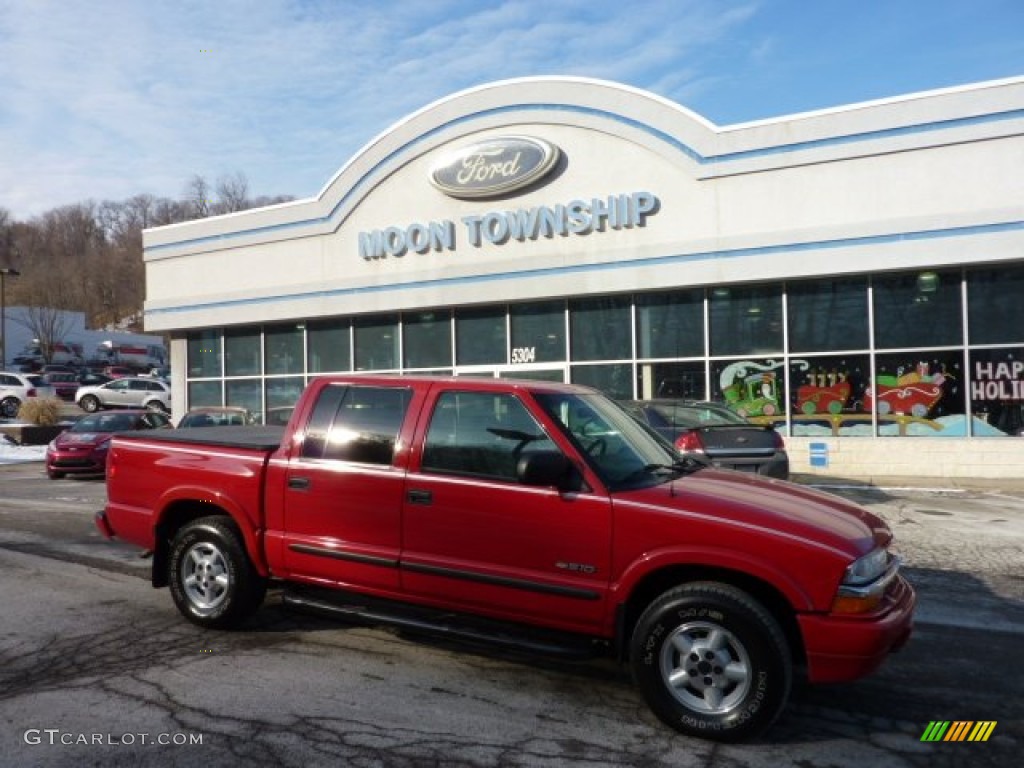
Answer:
0, 372, 57, 418
75, 376, 171, 413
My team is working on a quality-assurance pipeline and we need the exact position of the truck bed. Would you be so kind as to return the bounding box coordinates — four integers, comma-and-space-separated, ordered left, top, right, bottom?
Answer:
115, 425, 286, 452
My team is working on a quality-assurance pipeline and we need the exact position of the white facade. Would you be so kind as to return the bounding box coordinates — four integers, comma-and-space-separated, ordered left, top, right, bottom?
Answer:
143, 76, 1024, 480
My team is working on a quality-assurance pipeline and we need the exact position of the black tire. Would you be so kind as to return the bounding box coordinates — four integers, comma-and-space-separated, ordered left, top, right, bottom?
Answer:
1, 396, 20, 419
146, 400, 169, 413
630, 582, 792, 742
79, 395, 100, 413
167, 516, 267, 629
47, 469, 65, 480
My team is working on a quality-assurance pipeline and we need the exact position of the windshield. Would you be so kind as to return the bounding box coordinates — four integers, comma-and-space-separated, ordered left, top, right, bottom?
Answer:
72, 413, 139, 432
534, 392, 689, 490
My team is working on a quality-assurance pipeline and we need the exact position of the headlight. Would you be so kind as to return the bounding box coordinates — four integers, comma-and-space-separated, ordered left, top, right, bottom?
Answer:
832, 547, 900, 615
842, 547, 890, 586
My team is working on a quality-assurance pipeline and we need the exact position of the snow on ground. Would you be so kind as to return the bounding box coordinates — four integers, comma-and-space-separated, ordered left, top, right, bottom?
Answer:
0, 435, 47, 464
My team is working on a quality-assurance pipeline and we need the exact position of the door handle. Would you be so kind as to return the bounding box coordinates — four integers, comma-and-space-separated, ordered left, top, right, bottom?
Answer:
288, 476, 311, 490
407, 489, 432, 505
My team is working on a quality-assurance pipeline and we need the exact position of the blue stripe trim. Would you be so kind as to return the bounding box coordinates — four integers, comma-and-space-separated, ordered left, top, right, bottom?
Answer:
147, 103, 1024, 255
145, 219, 1024, 318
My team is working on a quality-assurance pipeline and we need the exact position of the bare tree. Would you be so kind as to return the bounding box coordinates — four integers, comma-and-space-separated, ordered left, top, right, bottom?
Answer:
216, 172, 250, 213
185, 174, 212, 219
12, 305, 77, 365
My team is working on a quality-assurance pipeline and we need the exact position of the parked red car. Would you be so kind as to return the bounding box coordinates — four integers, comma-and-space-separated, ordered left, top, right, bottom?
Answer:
46, 409, 172, 478
43, 372, 80, 401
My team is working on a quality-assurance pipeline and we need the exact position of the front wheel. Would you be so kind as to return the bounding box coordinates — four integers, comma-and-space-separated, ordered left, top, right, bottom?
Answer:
1, 396, 20, 418
79, 395, 100, 413
630, 582, 792, 742
168, 516, 267, 629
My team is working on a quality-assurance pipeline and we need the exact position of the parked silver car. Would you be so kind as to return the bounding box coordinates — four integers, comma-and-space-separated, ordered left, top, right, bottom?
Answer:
75, 376, 171, 413
0, 371, 57, 418
622, 399, 790, 479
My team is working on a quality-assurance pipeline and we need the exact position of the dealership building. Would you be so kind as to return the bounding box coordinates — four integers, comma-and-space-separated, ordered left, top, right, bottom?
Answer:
143, 75, 1024, 479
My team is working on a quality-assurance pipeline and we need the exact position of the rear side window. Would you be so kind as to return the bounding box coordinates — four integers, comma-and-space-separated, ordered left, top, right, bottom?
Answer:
301, 385, 411, 464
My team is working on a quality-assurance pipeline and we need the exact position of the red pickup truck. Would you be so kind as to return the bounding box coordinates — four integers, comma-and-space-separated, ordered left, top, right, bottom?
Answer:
97, 375, 914, 741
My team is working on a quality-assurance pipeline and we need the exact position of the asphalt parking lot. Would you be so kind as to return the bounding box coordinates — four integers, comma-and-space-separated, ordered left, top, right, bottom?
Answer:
0, 462, 1021, 766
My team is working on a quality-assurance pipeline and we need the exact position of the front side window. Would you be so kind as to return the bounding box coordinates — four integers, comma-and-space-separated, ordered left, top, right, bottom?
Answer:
422, 391, 557, 481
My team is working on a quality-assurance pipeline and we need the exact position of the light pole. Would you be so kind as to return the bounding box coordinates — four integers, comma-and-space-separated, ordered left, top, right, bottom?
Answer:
1, 267, 20, 370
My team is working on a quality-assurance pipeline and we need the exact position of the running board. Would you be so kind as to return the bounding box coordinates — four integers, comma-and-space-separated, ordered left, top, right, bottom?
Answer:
281, 586, 604, 660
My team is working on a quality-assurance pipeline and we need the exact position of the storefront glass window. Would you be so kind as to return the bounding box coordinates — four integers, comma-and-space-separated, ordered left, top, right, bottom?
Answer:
788, 354, 870, 436
265, 323, 304, 376
711, 358, 789, 422
226, 379, 262, 418
709, 286, 783, 357
188, 380, 222, 408
308, 319, 351, 373
636, 290, 704, 359
354, 314, 399, 371
455, 306, 506, 366
570, 296, 631, 361
968, 266, 1024, 345
570, 363, 633, 400
403, 310, 452, 369
187, 330, 221, 378
788, 277, 869, 352
871, 351, 964, 436
873, 270, 962, 349
510, 300, 566, 363
225, 327, 261, 376
636, 361, 707, 399
968, 348, 1024, 436
266, 377, 305, 415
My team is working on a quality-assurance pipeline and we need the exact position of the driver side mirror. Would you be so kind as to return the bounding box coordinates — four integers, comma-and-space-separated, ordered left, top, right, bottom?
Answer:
517, 451, 579, 490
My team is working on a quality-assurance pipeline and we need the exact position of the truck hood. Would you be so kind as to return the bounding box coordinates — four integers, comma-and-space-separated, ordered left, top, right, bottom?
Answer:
617, 468, 890, 557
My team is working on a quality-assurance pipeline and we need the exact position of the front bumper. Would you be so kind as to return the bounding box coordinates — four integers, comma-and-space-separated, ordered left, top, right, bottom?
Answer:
798, 574, 916, 683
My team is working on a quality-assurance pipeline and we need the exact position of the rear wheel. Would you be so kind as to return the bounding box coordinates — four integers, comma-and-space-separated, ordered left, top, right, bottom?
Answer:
79, 395, 100, 412
168, 516, 267, 629
1, 396, 20, 418
146, 400, 169, 413
630, 582, 792, 742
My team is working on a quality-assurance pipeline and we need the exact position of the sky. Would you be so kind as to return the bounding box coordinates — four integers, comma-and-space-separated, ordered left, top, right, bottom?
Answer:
1, 0, 1022, 220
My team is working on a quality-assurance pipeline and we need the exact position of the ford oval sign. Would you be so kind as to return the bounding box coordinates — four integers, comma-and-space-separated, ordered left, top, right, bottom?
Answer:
430, 136, 560, 199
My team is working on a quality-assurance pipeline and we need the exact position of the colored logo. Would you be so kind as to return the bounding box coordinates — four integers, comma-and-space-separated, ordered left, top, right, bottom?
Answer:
920, 721, 997, 742
430, 136, 560, 199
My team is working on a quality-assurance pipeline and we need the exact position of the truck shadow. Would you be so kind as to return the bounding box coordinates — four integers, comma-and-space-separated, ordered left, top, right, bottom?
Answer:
242, 563, 1022, 749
